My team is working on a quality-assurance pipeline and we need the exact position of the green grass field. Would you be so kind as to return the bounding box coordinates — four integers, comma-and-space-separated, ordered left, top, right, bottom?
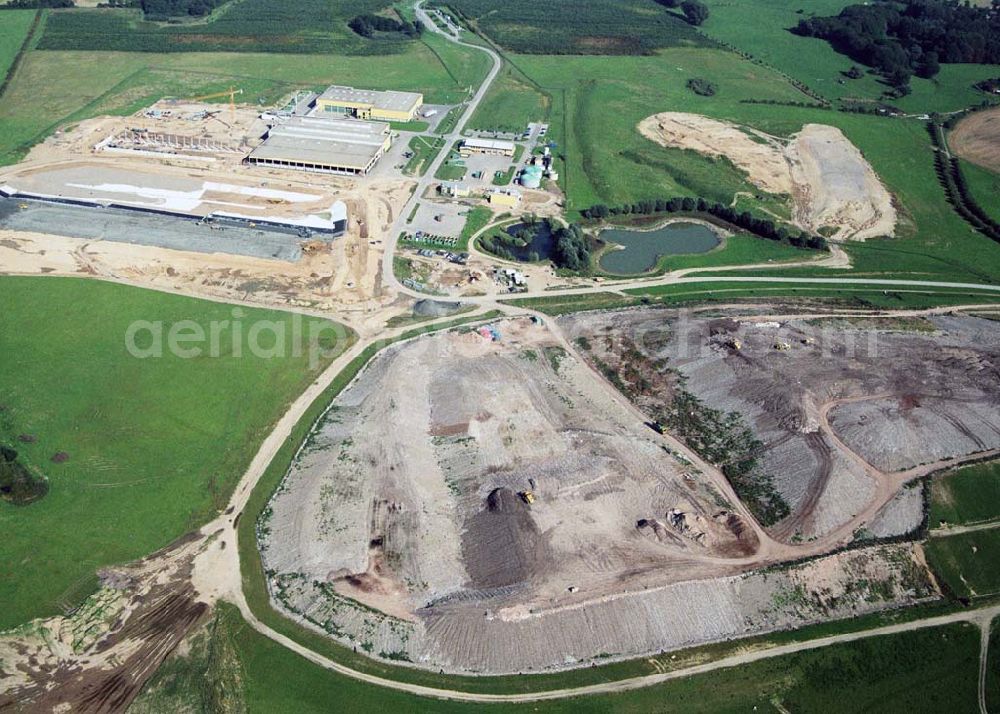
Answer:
136, 604, 981, 714
508, 48, 808, 214
468, 64, 549, 133
448, 0, 709, 56
0, 9, 35, 87
696, 0, 998, 112
0, 30, 488, 165
434, 142, 467, 180
0, 277, 354, 628
926, 528, 1000, 599
459, 205, 492, 247
37, 0, 408, 55
464, 41, 1000, 287
930, 460, 1000, 527
403, 135, 444, 176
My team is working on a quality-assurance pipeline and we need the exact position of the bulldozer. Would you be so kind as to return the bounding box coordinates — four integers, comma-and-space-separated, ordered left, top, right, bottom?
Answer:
301, 239, 328, 254
518, 490, 535, 505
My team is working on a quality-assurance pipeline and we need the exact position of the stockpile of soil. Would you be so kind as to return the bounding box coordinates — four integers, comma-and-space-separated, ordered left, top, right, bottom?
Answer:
461, 488, 549, 589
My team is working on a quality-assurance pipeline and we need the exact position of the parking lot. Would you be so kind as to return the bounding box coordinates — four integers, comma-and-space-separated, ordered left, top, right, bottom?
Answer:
407, 200, 468, 239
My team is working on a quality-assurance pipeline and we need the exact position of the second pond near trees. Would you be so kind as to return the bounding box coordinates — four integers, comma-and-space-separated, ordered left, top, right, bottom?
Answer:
598, 222, 721, 274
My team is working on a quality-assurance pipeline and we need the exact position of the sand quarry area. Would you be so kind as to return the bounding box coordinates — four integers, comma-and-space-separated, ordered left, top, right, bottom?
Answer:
257, 316, 942, 674
638, 112, 897, 241
950, 105, 1000, 174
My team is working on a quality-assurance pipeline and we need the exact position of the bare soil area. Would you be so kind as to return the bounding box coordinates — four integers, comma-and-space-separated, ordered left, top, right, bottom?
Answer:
638, 112, 897, 240
0, 533, 211, 713
256, 317, 937, 673
558, 309, 1000, 543
950, 106, 1000, 173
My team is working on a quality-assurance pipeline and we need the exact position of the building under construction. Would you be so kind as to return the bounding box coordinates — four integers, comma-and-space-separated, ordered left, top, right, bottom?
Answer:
246, 115, 392, 175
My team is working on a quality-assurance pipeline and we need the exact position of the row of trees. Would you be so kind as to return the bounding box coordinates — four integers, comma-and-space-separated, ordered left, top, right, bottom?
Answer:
581, 197, 828, 251
348, 14, 422, 38
928, 122, 1000, 243
793, 0, 1000, 89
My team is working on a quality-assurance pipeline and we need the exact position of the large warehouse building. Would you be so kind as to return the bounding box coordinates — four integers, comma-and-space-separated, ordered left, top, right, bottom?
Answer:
246, 116, 391, 175
315, 85, 423, 123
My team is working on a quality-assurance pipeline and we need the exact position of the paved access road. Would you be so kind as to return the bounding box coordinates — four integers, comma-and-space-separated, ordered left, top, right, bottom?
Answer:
379, 1, 502, 297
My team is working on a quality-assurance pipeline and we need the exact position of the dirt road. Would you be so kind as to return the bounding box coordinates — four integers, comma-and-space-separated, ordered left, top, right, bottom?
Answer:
226, 592, 1000, 703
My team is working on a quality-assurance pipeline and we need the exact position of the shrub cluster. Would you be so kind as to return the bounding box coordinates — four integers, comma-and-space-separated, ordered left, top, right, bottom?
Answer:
686, 77, 717, 97
348, 14, 421, 39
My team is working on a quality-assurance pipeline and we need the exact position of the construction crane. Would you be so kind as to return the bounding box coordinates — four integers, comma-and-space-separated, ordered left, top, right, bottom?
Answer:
189, 86, 243, 122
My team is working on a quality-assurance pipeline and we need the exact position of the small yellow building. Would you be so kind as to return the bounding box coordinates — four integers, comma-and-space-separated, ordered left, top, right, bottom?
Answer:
488, 189, 521, 208
315, 85, 423, 123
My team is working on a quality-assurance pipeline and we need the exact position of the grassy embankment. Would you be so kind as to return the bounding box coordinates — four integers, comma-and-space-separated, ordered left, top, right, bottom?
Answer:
0, 28, 488, 166
506, 282, 1000, 317
0, 277, 355, 629
135, 602, 982, 713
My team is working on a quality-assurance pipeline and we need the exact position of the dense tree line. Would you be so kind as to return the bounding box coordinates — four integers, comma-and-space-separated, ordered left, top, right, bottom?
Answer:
140, 0, 223, 18
929, 121, 1000, 243
1, 0, 73, 9
793, 0, 1000, 90
348, 13, 422, 38
582, 197, 828, 250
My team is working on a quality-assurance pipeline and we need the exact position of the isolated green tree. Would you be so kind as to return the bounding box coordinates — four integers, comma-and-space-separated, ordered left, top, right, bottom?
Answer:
681, 0, 709, 26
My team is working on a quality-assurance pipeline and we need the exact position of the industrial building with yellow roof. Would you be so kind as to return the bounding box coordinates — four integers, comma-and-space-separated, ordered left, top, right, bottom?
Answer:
315, 85, 423, 123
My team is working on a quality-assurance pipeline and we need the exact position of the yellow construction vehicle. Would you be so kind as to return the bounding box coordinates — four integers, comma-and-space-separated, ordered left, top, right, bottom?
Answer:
519, 490, 535, 505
